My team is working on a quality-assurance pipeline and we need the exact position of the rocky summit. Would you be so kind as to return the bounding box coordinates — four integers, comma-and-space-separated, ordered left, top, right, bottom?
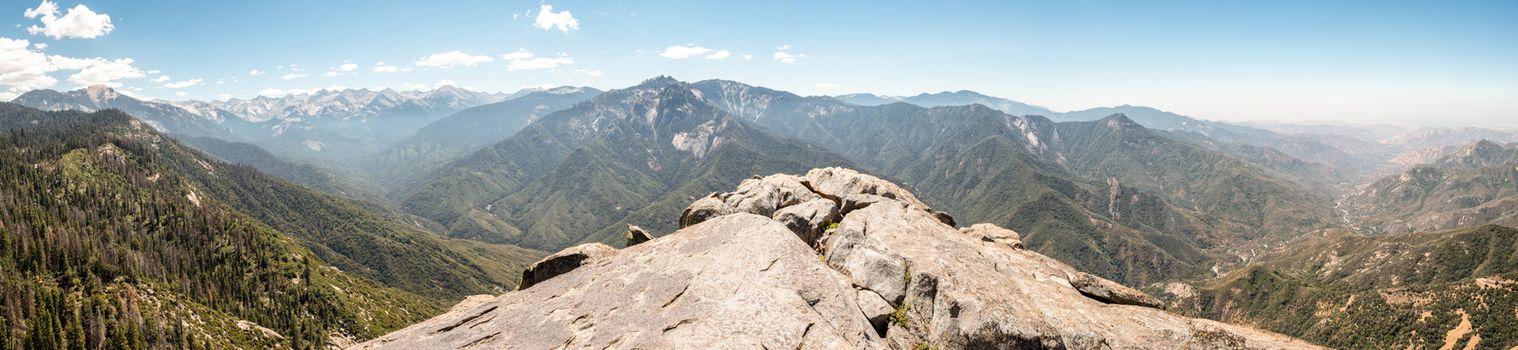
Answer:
351, 168, 1317, 349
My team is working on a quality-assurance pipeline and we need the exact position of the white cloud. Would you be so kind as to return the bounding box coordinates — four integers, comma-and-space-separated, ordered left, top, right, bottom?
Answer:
33, 43, 47, 50
743, 53, 753, 60
322, 63, 358, 77
145, 69, 159, 74
501, 50, 535, 61
416, 51, 494, 68
500, 50, 573, 71
0, 37, 57, 94
163, 78, 201, 88
434, 79, 456, 87
704, 50, 731, 60
773, 46, 807, 64
248, 69, 265, 76
0, 38, 146, 95
66, 58, 142, 87
150, 75, 170, 83
533, 4, 579, 32
22, 1, 57, 20
660, 45, 712, 59
24, 1, 115, 39
572, 68, 603, 77
174, 91, 186, 97
281, 73, 307, 80
372, 62, 398, 73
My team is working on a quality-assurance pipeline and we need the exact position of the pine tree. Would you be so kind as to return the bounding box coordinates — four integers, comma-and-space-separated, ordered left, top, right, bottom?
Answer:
109, 320, 129, 350
1, 314, 9, 350
128, 319, 145, 350
66, 309, 84, 350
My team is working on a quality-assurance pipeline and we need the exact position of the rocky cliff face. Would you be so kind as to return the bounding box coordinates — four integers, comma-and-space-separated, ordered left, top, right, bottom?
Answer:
353, 168, 1318, 349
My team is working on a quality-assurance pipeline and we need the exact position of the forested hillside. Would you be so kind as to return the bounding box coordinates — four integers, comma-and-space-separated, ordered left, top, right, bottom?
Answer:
1166, 225, 1518, 349
0, 103, 541, 349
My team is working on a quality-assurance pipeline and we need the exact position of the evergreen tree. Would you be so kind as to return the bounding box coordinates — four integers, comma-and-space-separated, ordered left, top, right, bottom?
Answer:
109, 320, 129, 350
66, 310, 85, 350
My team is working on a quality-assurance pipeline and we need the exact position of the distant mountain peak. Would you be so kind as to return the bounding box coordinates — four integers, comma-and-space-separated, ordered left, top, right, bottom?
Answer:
1439, 138, 1515, 167
1100, 113, 1142, 130
1464, 138, 1502, 150
639, 75, 682, 87
84, 85, 121, 102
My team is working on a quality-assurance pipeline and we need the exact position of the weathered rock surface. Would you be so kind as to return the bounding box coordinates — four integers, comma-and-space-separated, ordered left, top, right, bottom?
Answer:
1067, 271, 1165, 309
857, 289, 895, 336
960, 223, 1024, 250
803, 167, 927, 209
357, 214, 883, 349
516, 243, 617, 290
678, 174, 821, 228
772, 198, 839, 246
356, 167, 1321, 350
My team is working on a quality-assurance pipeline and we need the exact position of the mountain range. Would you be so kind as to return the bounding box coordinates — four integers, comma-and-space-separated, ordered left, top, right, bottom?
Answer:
1345, 140, 1518, 233
6, 76, 1517, 349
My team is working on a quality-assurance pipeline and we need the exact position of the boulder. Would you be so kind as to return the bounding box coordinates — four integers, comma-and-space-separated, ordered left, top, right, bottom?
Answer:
625, 224, 654, 247
517, 243, 618, 290
1068, 272, 1165, 309
959, 223, 1023, 250
931, 210, 956, 227
857, 289, 895, 337
678, 174, 821, 228
825, 218, 909, 304
678, 194, 731, 228
772, 198, 839, 246
840, 193, 889, 216
804, 167, 929, 209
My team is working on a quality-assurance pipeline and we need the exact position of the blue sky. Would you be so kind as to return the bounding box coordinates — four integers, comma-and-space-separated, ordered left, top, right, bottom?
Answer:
3, 0, 1516, 127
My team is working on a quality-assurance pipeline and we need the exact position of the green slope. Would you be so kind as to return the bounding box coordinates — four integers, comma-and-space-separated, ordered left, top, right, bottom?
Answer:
1053, 115, 1335, 238
1346, 140, 1518, 233
0, 105, 428, 349
0, 103, 545, 349
1168, 225, 1518, 349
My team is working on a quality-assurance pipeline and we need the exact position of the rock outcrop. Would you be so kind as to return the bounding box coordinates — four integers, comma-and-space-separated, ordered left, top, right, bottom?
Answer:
623, 224, 653, 247
354, 167, 1321, 350
516, 243, 617, 290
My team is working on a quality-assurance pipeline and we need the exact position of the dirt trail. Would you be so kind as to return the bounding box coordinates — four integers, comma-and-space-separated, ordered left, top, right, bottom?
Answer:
1438, 309, 1474, 350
